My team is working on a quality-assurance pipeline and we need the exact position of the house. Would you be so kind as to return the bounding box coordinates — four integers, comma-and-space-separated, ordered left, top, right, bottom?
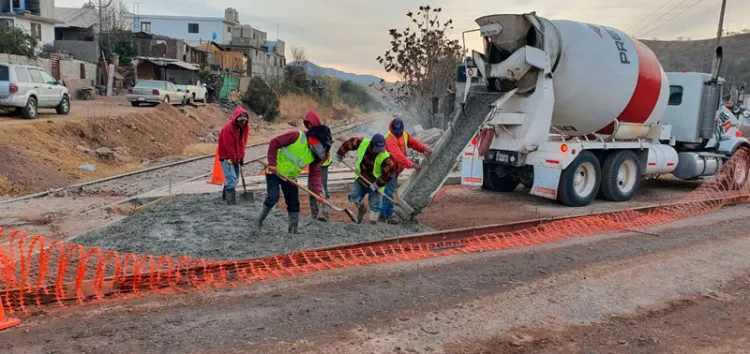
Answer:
200, 41, 246, 73
0, 0, 58, 48
132, 56, 200, 86
133, 32, 215, 68
123, 12, 234, 46
53, 7, 98, 63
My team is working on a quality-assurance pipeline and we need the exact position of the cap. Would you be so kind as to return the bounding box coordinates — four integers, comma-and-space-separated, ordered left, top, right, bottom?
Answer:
390, 118, 404, 135
371, 134, 386, 153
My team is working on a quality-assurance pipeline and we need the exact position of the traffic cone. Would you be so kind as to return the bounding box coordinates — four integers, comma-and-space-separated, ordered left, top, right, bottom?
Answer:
206, 149, 226, 185
0, 301, 20, 332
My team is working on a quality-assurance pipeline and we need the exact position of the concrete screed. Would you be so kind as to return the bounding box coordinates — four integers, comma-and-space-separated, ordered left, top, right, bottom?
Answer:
401, 93, 501, 211
72, 194, 431, 260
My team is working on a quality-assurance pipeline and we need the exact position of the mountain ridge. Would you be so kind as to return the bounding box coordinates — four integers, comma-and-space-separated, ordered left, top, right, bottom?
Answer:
289, 61, 383, 86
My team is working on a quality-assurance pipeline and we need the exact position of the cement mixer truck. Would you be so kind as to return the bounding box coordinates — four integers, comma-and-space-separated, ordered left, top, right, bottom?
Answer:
457, 13, 750, 207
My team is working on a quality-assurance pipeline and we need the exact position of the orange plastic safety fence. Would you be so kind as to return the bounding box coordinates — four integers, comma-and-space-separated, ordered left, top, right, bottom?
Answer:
1, 148, 749, 315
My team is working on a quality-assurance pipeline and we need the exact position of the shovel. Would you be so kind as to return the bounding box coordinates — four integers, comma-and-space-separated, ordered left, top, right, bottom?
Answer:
339, 160, 399, 205
238, 164, 253, 203
257, 160, 357, 223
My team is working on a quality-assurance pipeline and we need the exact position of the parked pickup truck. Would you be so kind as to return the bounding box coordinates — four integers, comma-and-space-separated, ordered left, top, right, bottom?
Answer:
174, 82, 207, 104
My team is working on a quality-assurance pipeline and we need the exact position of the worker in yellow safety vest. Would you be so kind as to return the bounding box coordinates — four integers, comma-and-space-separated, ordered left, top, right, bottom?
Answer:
258, 120, 333, 233
334, 133, 397, 224
302, 110, 333, 222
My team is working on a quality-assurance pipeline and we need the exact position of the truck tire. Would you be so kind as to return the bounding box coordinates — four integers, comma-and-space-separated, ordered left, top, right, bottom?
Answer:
482, 162, 519, 192
55, 95, 70, 115
21, 96, 38, 119
518, 166, 534, 189
557, 151, 601, 207
600, 150, 641, 202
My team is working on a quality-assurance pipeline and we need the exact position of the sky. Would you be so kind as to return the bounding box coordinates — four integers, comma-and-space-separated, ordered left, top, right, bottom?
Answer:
56, 0, 749, 80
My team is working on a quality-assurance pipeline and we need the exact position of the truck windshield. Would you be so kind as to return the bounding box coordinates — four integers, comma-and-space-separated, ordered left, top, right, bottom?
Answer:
668, 85, 683, 106
0, 65, 8, 81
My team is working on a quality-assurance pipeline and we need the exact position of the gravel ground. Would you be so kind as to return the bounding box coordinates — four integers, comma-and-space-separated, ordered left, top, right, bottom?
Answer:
71, 194, 431, 260
402, 93, 502, 211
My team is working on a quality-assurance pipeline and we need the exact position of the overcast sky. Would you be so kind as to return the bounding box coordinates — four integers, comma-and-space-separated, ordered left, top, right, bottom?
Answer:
57, 0, 749, 79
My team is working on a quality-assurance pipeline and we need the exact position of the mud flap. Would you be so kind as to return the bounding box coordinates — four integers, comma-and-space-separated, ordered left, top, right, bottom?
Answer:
530, 165, 561, 200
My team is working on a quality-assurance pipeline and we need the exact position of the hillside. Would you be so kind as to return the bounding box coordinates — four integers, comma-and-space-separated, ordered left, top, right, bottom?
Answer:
290, 61, 383, 86
642, 33, 750, 85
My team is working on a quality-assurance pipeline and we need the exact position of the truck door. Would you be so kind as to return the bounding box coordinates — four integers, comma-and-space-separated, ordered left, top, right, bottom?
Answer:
27, 68, 50, 106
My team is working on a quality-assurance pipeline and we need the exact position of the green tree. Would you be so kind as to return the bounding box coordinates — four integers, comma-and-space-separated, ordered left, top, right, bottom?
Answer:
243, 77, 280, 122
0, 27, 37, 58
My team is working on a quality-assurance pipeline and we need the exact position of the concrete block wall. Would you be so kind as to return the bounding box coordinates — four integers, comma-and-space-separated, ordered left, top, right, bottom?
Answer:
0, 53, 96, 86
54, 40, 98, 63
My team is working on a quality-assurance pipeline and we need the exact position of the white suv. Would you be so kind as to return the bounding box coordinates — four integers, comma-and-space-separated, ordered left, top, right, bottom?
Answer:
0, 64, 71, 119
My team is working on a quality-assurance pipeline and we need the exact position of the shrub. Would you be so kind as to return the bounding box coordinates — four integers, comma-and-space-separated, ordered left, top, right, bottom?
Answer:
242, 76, 280, 122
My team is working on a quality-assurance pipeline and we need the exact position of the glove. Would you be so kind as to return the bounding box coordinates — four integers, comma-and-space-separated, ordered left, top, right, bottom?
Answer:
239, 159, 245, 166
335, 154, 345, 162
424, 148, 433, 157
227, 159, 233, 165
369, 183, 379, 192
266, 165, 277, 174
413, 164, 422, 172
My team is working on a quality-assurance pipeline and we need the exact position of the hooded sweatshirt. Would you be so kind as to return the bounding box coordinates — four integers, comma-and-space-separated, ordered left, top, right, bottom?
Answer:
218, 106, 251, 163
384, 119, 429, 174
267, 110, 326, 194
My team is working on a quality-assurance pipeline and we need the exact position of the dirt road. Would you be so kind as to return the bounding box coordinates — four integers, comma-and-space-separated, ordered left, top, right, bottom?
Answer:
4, 202, 750, 353
0, 96, 147, 126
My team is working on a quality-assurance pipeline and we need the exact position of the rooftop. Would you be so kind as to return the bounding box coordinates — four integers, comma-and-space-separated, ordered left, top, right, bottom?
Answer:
123, 13, 231, 23
55, 7, 98, 28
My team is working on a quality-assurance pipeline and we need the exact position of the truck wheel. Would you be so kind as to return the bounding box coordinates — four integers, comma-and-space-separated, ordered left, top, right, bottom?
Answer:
518, 166, 534, 189
21, 96, 38, 119
730, 157, 749, 191
55, 95, 70, 115
482, 162, 519, 192
558, 151, 601, 207
600, 150, 641, 202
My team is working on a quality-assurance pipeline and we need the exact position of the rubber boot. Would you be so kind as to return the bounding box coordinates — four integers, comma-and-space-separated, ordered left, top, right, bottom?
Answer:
368, 211, 379, 225
310, 197, 319, 220
319, 204, 330, 222
288, 212, 300, 234
226, 189, 237, 205
257, 204, 273, 228
356, 202, 367, 224
221, 190, 226, 201
385, 215, 402, 225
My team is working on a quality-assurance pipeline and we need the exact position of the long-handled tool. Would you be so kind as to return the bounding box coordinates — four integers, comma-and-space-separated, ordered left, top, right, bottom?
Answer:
339, 160, 399, 205
257, 160, 357, 222
238, 164, 253, 203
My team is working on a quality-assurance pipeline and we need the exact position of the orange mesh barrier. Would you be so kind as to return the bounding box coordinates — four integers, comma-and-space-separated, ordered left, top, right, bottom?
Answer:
1, 148, 749, 316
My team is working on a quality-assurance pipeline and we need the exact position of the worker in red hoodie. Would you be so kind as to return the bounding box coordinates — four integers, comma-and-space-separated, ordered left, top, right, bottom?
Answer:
217, 106, 251, 205
381, 117, 432, 223
302, 110, 333, 222
258, 111, 333, 233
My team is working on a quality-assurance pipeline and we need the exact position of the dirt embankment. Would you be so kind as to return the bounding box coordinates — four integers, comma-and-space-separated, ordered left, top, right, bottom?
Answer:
0, 103, 234, 196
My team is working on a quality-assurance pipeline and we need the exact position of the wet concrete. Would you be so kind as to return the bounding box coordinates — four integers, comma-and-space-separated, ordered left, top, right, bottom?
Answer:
402, 93, 502, 211
71, 194, 432, 260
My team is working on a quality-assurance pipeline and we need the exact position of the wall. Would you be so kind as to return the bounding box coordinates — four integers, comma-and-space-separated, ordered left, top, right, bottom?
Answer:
126, 14, 228, 44
0, 15, 55, 47
54, 40, 98, 63
0, 53, 96, 90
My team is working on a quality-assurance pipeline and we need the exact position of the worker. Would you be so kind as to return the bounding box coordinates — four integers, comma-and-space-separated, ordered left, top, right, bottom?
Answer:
257, 120, 333, 233
217, 106, 251, 205
335, 133, 396, 224
303, 110, 333, 222
380, 118, 432, 224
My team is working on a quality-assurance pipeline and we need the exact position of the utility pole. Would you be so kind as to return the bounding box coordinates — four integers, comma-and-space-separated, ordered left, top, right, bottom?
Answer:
716, 0, 727, 46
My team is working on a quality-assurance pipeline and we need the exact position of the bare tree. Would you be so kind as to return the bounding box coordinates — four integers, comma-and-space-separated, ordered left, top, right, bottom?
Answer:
291, 46, 307, 63
376, 5, 463, 128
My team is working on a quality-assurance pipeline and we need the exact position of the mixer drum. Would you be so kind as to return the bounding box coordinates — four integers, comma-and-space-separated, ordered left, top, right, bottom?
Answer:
477, 15, 670, 136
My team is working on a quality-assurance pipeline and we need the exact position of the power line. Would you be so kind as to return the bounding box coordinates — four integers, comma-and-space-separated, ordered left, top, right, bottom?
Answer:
638, 0, 704, 38
632, 0, 690, 37
625, 0, 677, 34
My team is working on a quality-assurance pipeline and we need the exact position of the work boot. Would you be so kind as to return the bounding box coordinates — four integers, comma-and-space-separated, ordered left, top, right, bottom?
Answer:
356, 203, 368, 224
226, 189, 237, 205
368, 211, 379, 225
257, 204, 273, 228
221, 190, 226, 201
288, 212, 300, 234
385, 215, 402, 225
319, 204, 330, 222
310, 198, 320, 220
